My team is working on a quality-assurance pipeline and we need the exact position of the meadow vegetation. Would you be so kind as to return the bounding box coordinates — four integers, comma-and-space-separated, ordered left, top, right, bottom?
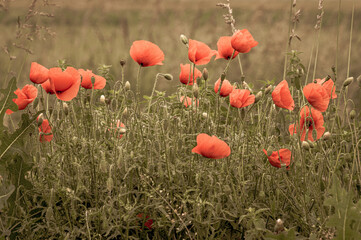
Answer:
0, 0, 361, 239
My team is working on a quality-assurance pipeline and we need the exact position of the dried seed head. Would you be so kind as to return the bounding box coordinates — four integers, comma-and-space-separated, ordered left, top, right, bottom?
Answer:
63, 102, 69, 116
163, 73, 173, 81
274, 219, 285, 233
192, 83, 199, 98
323, 131, 331, 141
180, 34, 188, 45
302, 141, 310, 150
255, 91, 263, 103
350, 110, 356, 120
100, 95, 106, 104
119, 59, 126, 67
202, 68, 209, 81
343, 77, 353, 87
125, 81, 131, 91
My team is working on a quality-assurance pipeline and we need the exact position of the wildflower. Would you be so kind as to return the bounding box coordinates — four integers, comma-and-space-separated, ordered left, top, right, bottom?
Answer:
48, 67, 81, 101
192, 133, 231, 159
38, 118, 53, 142
315, 78, 337, 99
215, 36, 239, 60
6, 84, 38, 115
137, 213, 154, 230
229, 89, 255, 108
130, 40, 164, 67
214, 79, 234, 97
78, 69, 106, 90
29, 62, 49, 84
262, 148, 291, 169
180, 96, 199, 108
41, 80, 55, 94
303, 83, 329, 112
188, 39, 217, 65
231, 29, 258, 53
179, 64, 202, 85
272, 80, 295, 110
289, 106, 325, 142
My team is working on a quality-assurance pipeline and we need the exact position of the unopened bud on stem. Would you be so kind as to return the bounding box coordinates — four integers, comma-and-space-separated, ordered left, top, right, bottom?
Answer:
193, 83, 199, 98
202, 68, 208, 80
323, 131, 331, 141
125, 81, 131, 91
100, 95, 106, 104
343, 77, 353, 87
350, 110, 356, 120
63, 102, 69, 116
255, 91, 263, 103
162, 73, 173, 81
265, 85, 273, 95
180, 34, 188, 45
302, 141, 310, 150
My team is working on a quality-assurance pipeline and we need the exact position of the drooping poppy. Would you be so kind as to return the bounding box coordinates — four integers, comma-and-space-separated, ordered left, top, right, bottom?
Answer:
315, 78, 337, 99
48, 67, 81, 101
215, 36, 239, 60
78, 69, 106, 90
303, 83, 329, 112
6, 84, 38, 115
272, 80, 295, 110
179, 64, 202, 85
262, 149, 291, 169
41, 80, 55, 94
214, 79, 234, 97
229, 89, 255, 108
188, 39, 217, 65
289, 106, 325, 142
137, 213, 154, 230
180, 96, 199, 108
192, 133, 231, 159
231, 29, 258, 53
29, 62, 49, 84
38, 119, 53, 142
130, 40, 164, 67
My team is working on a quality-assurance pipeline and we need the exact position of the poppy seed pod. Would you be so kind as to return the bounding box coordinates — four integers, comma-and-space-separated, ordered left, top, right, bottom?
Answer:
180, 34, 188, 45
125, 81, 131, 91
119, 59, 126, 67
343, 77, 353, 87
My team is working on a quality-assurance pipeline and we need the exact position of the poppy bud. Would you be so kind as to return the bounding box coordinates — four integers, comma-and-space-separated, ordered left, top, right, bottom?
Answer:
255, 91, 263, 103
357, 75, 361, 88
323, 131, 331, 140
343, 77, 353, 87
37, 113, 44, 127
274, 219, 284, 233
100, 95, 106, 104
63, 102, 69, 116
202, 112, 208, 118
350, 109, 356, 120
265, 85, 273, 95
163, 73, 173, 81
193, 83, 199, 98
202, 68, 208, 81
302, 141, 310, 150
119, 127, 126, 135
122, 107, 128, 118
125, 81, 131, 91
180, 34, 188, 45
307, 140, 315, 148
221, 72, 226, 81
119, 59, 126, 67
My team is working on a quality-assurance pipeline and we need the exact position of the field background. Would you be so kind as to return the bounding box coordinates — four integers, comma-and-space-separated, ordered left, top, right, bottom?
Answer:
1, 0, 360, 97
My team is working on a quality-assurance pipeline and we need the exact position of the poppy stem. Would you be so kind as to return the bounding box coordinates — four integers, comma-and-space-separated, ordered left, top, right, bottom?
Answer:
147, 73, 160, 115
136, 65, 142, 102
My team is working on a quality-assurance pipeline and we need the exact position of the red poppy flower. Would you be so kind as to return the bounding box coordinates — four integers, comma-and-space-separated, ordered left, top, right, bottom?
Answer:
272, 80, 295, 110
229, 89, 255, 108
41, 80, 55, 94
215, 36, 239, 60
188, 39, 217, 65
48, 67, 81, 101
262, 149, 291, 169
137, 213, 154, 230
315, 78, 337, 99
289, 106, 325, 141
179, 64, 202, 85
78, 69, 106, 90
231, 29, 258, 53
180, 96, 199, 108
29, 62, 49, 84
38, 119, 53, 142
192, 133, 231, 159
303, 83, 329, 112
130, 40, 164, 67
214, 79, 234, 97
6, 84, 38, 115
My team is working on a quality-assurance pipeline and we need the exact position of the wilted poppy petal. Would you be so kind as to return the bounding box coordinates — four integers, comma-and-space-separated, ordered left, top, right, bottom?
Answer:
130, 40, 164, 67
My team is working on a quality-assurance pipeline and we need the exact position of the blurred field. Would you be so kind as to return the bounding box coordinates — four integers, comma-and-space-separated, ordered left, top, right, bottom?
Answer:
1, 0, 360, 96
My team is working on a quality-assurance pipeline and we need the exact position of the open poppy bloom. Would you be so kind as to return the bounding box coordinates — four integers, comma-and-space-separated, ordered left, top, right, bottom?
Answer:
179, 64, 202, 85
130, 40, 164, 67
48, 67, 81, 101
262, 149, 291, 169
214, 79, 234, 97
180, 96, 199, 108
78, 69, 106, 90
289, 106, 325, 141
272, 80, 295, 110
38, 119, 53, 142
303, 83, 329, 112
6, 84, 38, 115
41, 80, 55, 94
29, 62, 49, 84
315, 78, 337, 99
137, 213, 154, 230
231, 29, 258, 53
229, 89, 255, 108
215, 36, 239, 60
192, 133, 231, 159
188, 39, 217, 65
